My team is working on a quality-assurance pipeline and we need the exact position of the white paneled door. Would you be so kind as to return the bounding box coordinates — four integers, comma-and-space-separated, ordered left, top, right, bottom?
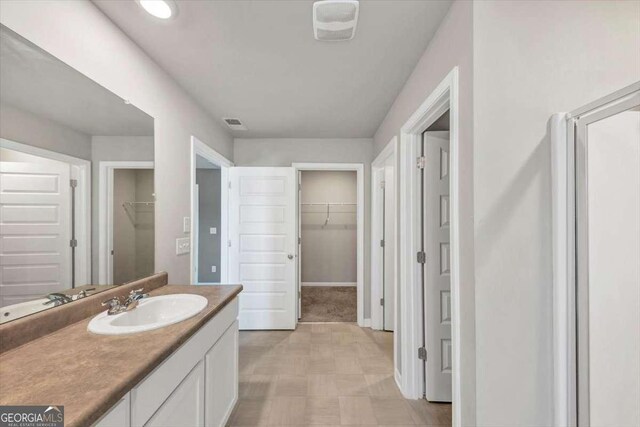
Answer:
229, 167, 296, 330
423, 131, 452, 402
0, 161, 71, 307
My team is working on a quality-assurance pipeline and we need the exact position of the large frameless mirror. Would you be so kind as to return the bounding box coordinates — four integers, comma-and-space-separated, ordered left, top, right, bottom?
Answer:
0, 25, 155, 324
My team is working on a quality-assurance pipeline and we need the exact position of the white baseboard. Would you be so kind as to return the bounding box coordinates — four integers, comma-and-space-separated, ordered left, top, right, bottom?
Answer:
395, 369, 404, 397
363, 318, 371, 327
301, 282, 357, 287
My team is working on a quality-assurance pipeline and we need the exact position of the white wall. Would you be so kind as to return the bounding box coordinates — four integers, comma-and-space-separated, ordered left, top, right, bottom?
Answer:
0, 103, 91, 159
0, 0, 233, 284
234, 138, 373, 317
371, 1, 475, 421
301, 171, 357, 284
473, 1, 640, 425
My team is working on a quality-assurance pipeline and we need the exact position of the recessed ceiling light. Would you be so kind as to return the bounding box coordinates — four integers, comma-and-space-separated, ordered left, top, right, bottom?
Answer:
137, 0, 178, 20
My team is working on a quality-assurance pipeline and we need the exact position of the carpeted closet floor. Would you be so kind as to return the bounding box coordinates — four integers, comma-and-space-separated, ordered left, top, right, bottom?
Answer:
300, 286, 357, 322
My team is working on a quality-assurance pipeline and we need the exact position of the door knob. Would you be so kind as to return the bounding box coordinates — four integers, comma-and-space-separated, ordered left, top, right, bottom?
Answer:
288, 254, 294, 260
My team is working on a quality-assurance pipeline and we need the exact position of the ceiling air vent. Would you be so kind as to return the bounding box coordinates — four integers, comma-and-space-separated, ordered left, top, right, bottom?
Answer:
313, 0, 359, 42
223, 118, 247, 131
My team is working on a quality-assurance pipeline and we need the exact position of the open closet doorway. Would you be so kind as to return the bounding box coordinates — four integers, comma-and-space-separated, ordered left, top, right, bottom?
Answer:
421, 110, 453, 404
99, 161, 155, 285
398, 68, 462, 425
293, 163, 365, 325
190, 136, 232, 285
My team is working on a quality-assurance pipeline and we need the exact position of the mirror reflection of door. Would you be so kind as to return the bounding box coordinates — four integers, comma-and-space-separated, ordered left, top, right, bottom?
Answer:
0, 149, 71, 307
576, 95, 640, 427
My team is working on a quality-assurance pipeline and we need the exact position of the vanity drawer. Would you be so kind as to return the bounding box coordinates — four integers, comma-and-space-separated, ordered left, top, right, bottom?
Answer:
130, 298, 238, 426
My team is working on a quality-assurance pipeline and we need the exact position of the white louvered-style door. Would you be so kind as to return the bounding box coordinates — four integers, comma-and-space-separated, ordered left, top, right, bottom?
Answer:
0, 161, 71, 307
423, 131, 452, 402
229, 167, 296, 330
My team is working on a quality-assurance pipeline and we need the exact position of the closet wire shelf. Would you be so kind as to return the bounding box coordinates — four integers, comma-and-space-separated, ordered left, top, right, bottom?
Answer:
122, 201, 155, 227
300, 202, 356, 227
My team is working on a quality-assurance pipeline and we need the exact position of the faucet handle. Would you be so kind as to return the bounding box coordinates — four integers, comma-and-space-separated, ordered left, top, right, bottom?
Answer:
101, 297, 121, 307
128, 288, 148, 302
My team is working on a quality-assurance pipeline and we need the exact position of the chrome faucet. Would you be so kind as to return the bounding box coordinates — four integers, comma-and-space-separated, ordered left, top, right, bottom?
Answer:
101, 288, 148, 315
74, 288, 96, 300
43, 293, 73, 306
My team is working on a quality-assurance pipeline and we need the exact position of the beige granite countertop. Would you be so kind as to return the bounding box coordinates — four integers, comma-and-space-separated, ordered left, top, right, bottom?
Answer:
0, 284, 242, 427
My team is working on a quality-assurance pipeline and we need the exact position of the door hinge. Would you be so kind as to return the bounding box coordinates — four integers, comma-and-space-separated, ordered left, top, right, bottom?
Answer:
380, 298, 384, 306
70, 179, 78, 188
417, 251, 426, 264
298, 183, 302, 191
228, 240, 232, 247
70, 239, 78, 248
380, 180, 385, 189
418, 347, 427, 361
380, 239, 385, 248
228, 181, 232, 190
417, 156, 426, 169
298, 237, 302, 245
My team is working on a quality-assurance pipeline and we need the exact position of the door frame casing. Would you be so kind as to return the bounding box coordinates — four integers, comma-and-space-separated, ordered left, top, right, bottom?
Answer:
292, 162, 365, 327
98, 160, 154, 284
551, 81, 640, 427
190, 136, 233, 285
1, 138, 91, 286
371, 137, 398, 332
398, 67, 462, 425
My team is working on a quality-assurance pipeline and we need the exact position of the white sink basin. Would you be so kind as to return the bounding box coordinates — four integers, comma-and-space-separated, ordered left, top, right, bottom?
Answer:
88, 294, 208, 335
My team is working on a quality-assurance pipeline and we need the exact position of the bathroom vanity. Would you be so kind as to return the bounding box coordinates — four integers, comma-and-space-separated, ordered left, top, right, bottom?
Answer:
0, 273, 242, 427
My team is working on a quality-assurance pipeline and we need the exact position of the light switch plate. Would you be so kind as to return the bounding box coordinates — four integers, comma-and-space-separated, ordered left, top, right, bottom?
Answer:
183, 217, 191, 233
210, 227, 217, 235
211, 266, 217, 273
176, 237, 190, 255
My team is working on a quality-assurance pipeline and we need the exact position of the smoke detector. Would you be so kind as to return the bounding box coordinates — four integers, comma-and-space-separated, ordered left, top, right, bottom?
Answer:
313, 0, 359, 42
223, 118, 247, 131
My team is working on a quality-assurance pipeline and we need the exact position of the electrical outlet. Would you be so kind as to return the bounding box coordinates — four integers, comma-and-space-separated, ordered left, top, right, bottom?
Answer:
176, 237, 190, 255
210, 227, 217, 235
183, 217, 191, 233
211, 266, 217, 273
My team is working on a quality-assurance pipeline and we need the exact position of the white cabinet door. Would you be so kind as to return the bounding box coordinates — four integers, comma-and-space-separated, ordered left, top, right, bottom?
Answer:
145, 360, 205, 427
423, 131, 452, 402
229, 167, 296, 330
95, 395, 130, 427
205, 321, 239, 427
0, 161, 71, 307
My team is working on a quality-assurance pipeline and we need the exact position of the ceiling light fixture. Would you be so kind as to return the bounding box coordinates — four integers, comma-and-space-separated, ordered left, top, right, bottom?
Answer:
137, 0, 178, 20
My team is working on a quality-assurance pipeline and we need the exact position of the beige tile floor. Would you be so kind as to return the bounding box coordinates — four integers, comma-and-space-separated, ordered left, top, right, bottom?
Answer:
228, 323, 452, 426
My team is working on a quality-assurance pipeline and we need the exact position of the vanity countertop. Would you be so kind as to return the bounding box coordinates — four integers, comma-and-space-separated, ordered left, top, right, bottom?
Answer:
0, 284, 242, 427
